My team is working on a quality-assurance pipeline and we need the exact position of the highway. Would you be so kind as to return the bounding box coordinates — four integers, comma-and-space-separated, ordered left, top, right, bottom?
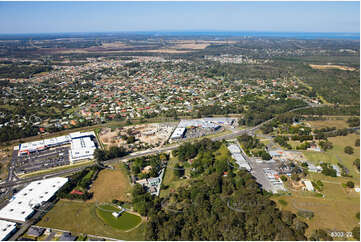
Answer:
0, 102, 320, 194
0, 102, 321, 240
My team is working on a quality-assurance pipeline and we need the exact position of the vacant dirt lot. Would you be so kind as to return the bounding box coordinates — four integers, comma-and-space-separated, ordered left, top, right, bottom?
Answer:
89, 165, 132, 203
309, 64, 356, 71
99, 123, 175, 148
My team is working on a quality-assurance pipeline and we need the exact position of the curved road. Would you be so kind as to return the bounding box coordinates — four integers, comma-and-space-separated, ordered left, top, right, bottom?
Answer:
1, 102, 319, 191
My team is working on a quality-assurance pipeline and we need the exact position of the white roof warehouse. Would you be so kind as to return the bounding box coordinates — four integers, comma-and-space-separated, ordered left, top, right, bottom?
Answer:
0, 177, 68, 223
0, 220, 16, 241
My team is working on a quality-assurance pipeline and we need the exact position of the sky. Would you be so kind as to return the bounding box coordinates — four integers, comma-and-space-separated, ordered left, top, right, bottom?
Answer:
0, 1, 359, 34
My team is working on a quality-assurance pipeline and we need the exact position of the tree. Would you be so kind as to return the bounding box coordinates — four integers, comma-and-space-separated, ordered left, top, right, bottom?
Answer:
291, 173, 300, 182
215, 160, 227, 174
352, 226, 360, 241
127, 135, 136, 144
280, 175, 288, 182
319, 140, 333, 151
355, 138, 360, 147
309, 229, 333, 241
174, 163, 184, 178
346, 181, 355, 188
131, 165, 141, 174
320, 163, 337, 177
93, 148, 106, 161
347, 117, 359, 127
353, 159, 360, 171
344, 146, 354, 155
260, 150, 272, 160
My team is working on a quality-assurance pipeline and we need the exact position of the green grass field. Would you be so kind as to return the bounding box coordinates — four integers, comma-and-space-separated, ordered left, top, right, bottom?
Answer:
160, 155, 191, 198
37, 200, 145, 240
96, 204, 141, 231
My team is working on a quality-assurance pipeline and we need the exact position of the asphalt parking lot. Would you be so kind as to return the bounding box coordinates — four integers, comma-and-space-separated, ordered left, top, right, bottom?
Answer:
12, 146, 70, 174
183, 127, 222, 139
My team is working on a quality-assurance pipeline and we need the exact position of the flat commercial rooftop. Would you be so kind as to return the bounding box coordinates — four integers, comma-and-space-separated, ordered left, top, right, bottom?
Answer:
70, 136, 96, 162
17, 131, 96, 156
227, 144, 251, 171
0, 177, 68, 222
177, 119, 220, 129
0, 220, 16, 241
170, 127, 186, 139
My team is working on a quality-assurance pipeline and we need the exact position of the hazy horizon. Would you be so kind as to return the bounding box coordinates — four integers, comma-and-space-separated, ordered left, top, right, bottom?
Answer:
0, 1, 359, 34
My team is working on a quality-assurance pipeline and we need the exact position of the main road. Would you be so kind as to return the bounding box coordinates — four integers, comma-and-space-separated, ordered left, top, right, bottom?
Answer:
1, 102, 319, 191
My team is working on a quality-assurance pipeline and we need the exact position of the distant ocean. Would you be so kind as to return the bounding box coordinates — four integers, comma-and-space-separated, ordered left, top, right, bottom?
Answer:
0, 31, 359, 40
148, 31, 360, 40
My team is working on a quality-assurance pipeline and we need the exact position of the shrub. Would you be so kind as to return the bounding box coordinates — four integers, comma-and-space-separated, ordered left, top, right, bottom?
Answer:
344, 146, 354, 155
352, 226, 360, 241
280, 175, 288, 182
355, 138, 360, 147
346, 181, 355, 188
278, 199, 288, 206
354, 159, 360, 170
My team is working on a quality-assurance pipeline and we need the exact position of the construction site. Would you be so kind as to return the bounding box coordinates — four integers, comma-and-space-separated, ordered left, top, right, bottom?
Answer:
98, 123, 177, 151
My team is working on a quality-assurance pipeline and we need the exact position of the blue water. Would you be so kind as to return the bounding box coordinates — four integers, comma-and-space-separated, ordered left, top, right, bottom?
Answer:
0, 31, 359, 40
148, 31, 360, 40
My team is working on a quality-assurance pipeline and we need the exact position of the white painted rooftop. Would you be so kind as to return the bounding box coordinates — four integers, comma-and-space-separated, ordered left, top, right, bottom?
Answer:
304, 180, 314, 191
0, 177, 68, 222
0, 220, 16, 241
227, 144, 251, 171
170, 127, 186, 139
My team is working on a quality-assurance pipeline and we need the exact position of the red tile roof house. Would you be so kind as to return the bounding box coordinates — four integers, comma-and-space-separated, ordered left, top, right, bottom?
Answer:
70, 190, 84, 195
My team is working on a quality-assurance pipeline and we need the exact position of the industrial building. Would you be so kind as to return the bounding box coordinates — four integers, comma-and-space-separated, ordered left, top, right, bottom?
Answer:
203, 117, 236, 126
177, 119, 220, 129
0, 220, 17, 241
227, 144, 251, 171
0, 177, 68, 223
170, 128, 186, 140
170, 117, 236, 141
263, 168, 286, 193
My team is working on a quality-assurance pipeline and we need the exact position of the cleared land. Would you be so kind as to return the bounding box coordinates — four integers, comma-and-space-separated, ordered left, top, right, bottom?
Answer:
306, 118, 350, 129
96, 204, 141, 231
303, 133, 360, 180
37, 200, 145, 240
309, 64, 356, 71
273, 131, 360, 237
88, 164, 132, 203
273, 180, 359, 237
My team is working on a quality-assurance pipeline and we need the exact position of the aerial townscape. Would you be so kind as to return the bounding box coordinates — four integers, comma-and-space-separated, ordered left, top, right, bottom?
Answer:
0, 1, 359, 241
